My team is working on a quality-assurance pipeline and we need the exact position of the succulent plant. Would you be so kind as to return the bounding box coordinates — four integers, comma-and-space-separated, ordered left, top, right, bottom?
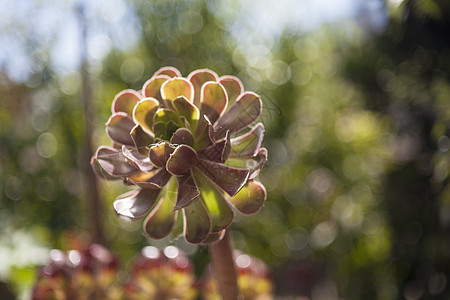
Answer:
32, 244, 122, 300
124, 246, 197, 300
91, 66, 267, 244
202, 251, 273, 300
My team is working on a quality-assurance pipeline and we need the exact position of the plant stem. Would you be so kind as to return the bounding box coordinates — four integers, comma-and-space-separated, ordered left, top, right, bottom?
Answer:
209, 230, 238, 300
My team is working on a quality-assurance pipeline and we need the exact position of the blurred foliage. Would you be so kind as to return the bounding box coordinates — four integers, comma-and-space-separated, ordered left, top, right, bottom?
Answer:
1, 0, 450, 299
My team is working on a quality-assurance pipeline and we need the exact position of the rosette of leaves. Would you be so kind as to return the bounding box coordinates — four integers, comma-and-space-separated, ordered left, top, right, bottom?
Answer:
124, 246, 197, 300
32, 244, 122, 300
202, 251, 273, 300
92, 66, 267, 244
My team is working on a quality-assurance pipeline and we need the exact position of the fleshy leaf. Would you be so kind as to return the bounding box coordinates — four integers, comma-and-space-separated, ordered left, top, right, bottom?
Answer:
132, 98, 159, 134
143, 178, 177, 239
195, 157, 249, 197
172, 96, 200, 129
153, 66, 181, 78
199, 131, 230, 163
229, 123, 264, 158
161, 77, 194, 102
153, 108, 181, 127
194, 169, 235, 232
227, 180, 266, 214
94, 146, 139, 177
183, 198, 211, 244
199, 81, 227, 124
128, 168, 172, 189
225, 147, 268, 179
201, 230, 225, 244
194, 115, 215, 151
91, 156, 120, 180
175, 171, 200, 210
149, 142, 175, 168
187, 69, 219, 107
112, 89, 141, 116
113, 189, 160, 221
106, 113, 135, 146
122, 145, 154, 172
214, 92, 262, 139
170, 127, 194, 147
166, 145, 197, 176
219, 75, 243, 108
142, 75, 169, 100
130, 124, 154, 155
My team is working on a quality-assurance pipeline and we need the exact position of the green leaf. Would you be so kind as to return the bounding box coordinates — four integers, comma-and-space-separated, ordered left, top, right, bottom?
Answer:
201, 230, 225, 244
132, 98, 159, 134
183, 198, 211, 244
161, 77, 194, 102
187, 69, 219, 107
166, 145, 197, 176
194, 169, 235, 232
113, 188, 160, 221
112, 89, 141, 116
172, 96, 200, 130
229, 123, 264, 158
143, 177, 178, 239
219, 75, 243, 108
199, 81, 228, 124
214, 92, 262, 139
227, 180, 266, 214
152, 108, 181, 127
106, 112, 135, 146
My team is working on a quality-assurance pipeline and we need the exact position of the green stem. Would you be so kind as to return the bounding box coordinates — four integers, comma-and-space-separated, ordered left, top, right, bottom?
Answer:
209, 230, 238, 300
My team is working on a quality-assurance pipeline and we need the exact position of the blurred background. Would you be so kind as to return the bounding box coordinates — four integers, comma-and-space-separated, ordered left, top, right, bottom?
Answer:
1, 0, 450, 299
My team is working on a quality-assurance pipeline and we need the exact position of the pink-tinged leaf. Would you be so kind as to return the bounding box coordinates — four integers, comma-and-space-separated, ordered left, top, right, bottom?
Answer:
122, 145, 154, 172
225, 147, 268, 179
214, 92, 262, 139
113, 189, 160, 221
183, 198, 211, 244
128, 168, 172, 189
149, 142, 175, 168
199, 81, 227, 124
201, 230, 225, 244
143, 178, 177, 239
112, 89, 141, 116
142, 75, 170, 100
94, 146, 139, 177
106, 112, 135, 146
219, 75, 243, 108
187, 69, 219, 107
194, 169, 235, 232
170, 127, 194, 147
153, 66, 181, 78
161, 77, 194, 102
91, 156, 120, 180
166, 145, 197, 176
130, 124, 153, 155
227, 180, 266, 215
195, 157, 249, 197
172, 96, 200, 129
229, 123, 264, 158
175, 171, 200, 210
132, 98, 159, 134
199, 131, 230, 163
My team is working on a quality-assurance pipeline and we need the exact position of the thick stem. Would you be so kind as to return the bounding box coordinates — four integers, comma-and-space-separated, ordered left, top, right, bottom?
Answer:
209, 230, 238, 300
